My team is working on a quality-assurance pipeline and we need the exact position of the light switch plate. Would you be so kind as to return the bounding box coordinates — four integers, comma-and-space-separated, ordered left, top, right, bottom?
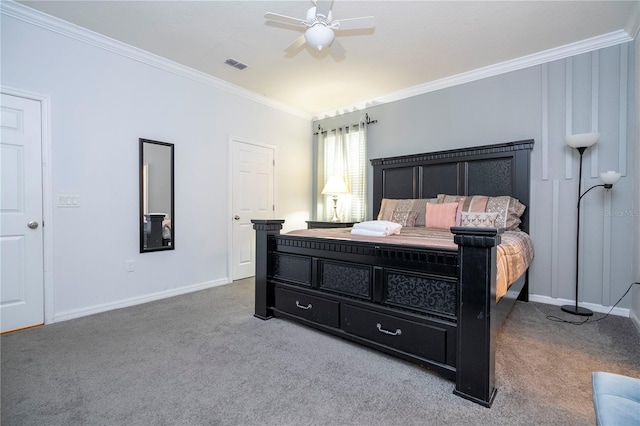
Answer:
57, 194, 80, 207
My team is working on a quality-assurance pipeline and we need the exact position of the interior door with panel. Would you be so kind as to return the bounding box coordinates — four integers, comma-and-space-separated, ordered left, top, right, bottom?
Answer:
1, 93, 44, 332
231, 139, 274, 280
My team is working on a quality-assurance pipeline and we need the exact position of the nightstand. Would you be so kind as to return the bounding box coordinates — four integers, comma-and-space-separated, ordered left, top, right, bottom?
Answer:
306, 220, 357, 229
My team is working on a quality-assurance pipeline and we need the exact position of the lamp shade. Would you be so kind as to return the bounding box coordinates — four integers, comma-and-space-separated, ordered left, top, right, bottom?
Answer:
599, 171, 621, 185
565, 132, 600, 148
321, 176, 349, 195
304, 24, 334, 51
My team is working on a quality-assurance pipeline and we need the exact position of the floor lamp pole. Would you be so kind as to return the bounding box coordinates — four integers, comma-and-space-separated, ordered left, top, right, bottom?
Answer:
561, 147, 593, 316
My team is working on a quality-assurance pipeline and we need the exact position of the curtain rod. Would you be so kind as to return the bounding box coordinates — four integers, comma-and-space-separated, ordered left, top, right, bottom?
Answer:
313, 113, 378, 135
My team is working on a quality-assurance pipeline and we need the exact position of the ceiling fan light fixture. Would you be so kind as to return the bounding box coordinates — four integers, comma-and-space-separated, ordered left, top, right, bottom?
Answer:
304, 24, 334, 51
265, 1, 374, 55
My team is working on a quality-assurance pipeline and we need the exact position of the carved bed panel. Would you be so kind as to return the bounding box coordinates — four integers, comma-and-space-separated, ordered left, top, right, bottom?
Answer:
372, 140, 532, 232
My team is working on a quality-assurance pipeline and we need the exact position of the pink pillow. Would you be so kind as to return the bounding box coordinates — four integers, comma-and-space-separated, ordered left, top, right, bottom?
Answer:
425, 202, 458, 229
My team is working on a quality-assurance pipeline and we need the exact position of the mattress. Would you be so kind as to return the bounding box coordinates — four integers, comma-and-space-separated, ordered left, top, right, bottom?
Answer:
286, 226, 534, 301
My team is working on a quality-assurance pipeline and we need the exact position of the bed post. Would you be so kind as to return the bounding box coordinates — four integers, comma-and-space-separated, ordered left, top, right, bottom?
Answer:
251, 219, 284, 320
451, 227, 502, 407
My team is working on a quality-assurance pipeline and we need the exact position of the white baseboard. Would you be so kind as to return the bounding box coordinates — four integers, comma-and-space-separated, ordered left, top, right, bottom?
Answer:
529, 294, 630, 317
53, 278, 231, 323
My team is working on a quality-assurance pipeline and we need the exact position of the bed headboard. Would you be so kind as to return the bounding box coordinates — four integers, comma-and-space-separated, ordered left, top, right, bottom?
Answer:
370, 140, 534, 233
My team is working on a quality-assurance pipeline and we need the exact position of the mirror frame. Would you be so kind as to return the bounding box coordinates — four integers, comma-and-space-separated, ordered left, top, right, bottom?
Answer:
139, 138, 175, 253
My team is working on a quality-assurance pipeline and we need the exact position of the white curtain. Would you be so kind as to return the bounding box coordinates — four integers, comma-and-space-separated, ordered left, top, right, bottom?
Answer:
320, 123, 367, 222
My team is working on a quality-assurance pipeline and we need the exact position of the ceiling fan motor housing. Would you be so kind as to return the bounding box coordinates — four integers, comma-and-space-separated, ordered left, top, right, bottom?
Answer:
306, 7, 332, 24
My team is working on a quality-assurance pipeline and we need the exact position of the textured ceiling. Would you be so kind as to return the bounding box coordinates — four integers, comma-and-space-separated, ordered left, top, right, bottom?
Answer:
17, 1, 640, 117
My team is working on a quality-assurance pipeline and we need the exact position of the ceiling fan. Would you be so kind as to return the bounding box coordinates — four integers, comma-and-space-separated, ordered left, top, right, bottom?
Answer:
264, 0, 375, 54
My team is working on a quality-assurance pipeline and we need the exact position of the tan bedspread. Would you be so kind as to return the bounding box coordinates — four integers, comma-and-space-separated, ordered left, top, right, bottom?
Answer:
286, 227, 534, 301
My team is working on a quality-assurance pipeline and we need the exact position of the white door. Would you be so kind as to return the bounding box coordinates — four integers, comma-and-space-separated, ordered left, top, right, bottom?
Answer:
1, 94, 44, 332
231, 140, 274, 280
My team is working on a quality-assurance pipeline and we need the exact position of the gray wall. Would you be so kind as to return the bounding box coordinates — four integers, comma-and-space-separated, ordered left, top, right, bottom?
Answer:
315, 42, 637, 311
632, 37, 640, 326
2, 10, 312, 322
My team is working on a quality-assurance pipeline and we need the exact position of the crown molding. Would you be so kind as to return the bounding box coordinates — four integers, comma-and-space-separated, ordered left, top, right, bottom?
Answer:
625, 0, 640, 39
313, 29, 634, 120
1, 1, 312, 120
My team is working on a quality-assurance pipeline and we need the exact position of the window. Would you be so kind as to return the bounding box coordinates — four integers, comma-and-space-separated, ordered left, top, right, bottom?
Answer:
318, 123, 367, 222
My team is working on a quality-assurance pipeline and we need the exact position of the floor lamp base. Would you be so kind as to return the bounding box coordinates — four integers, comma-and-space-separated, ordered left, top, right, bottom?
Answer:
561, 304, 593, 316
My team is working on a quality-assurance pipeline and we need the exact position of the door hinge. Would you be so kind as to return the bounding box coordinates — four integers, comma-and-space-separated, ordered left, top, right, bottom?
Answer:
272, 205, 275, 211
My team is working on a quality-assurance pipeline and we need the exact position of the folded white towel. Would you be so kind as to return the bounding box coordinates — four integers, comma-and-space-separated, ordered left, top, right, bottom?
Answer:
351, 220, 401, 236
351, 228, 391, 237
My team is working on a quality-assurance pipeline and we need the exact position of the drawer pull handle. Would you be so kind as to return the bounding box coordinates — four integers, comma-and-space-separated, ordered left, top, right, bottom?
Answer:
377, 323, 402, 336
295, 301, 312, 310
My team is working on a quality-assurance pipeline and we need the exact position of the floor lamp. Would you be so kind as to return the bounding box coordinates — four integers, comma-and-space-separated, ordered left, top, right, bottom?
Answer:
562, 133, 621, 316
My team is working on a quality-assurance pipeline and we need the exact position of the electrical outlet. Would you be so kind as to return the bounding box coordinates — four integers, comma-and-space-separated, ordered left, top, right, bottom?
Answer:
125, 260, 135, 272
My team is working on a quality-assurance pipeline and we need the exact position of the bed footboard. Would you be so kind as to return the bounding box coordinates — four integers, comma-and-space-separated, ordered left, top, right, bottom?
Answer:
253, 219, 285, 320
451, 226, 502, 407
252, 220, 514, 407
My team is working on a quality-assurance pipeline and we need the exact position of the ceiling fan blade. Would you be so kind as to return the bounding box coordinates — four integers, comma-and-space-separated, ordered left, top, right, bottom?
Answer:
329, 40, 346, 60
264, 12, 305, 27
285, 35, 307, 54
315, 0, 332, 19
332, 16, 375, 31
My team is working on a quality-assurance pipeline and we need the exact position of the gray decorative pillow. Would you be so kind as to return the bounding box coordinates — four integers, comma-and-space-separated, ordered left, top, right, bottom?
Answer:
391, 210, 419, 227
485, 196, 526, 230
460, 212, 499, 228
377, 198, 438, 227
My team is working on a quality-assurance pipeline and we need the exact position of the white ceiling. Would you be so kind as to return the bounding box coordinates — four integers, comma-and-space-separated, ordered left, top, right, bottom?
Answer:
17, 1, 640, 117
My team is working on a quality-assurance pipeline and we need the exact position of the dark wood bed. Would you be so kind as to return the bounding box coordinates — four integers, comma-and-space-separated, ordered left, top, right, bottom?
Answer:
252, 139, 534, 407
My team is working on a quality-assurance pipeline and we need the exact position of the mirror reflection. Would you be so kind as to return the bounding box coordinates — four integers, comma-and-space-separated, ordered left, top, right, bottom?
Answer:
140, 138, 174, 252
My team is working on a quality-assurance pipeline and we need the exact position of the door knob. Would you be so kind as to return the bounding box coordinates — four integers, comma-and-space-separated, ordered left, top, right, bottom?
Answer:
27, 221, 39, 229
234, 215, 240, 220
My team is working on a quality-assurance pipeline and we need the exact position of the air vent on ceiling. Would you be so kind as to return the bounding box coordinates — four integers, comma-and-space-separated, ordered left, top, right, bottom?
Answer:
224, 58, 248, 70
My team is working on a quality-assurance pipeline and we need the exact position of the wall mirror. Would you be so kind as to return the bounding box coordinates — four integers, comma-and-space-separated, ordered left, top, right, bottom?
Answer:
140, 138, 174, 253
